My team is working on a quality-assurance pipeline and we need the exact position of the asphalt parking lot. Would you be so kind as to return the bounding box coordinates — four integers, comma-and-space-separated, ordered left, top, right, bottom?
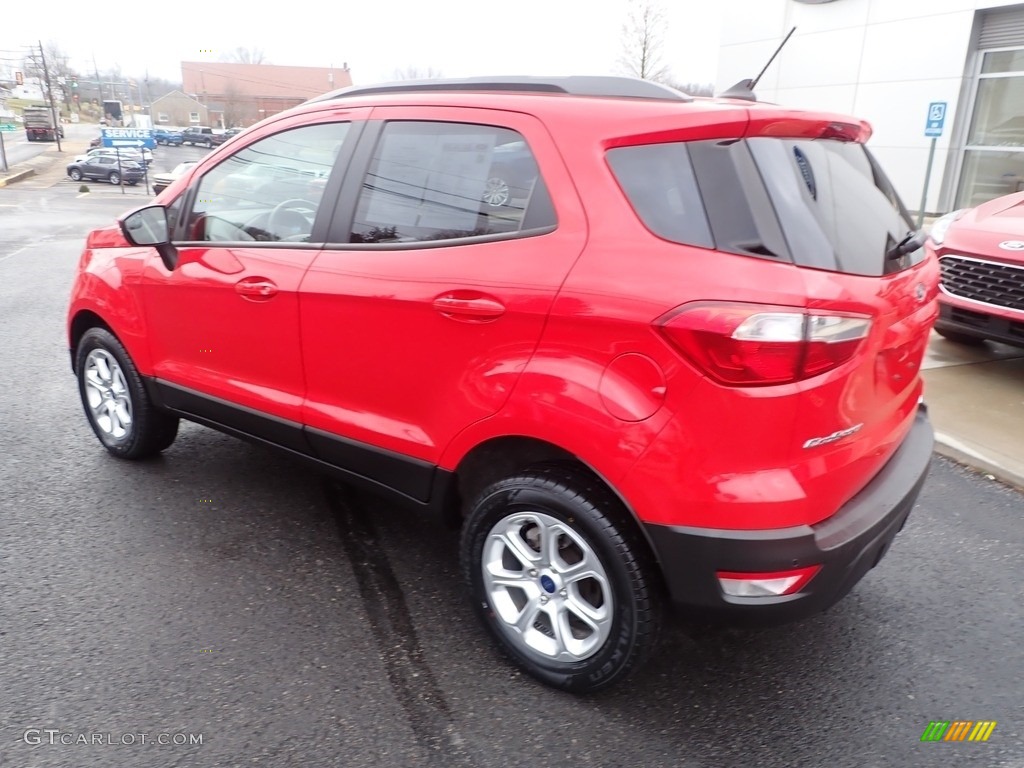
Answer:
0, 139, 1022, 768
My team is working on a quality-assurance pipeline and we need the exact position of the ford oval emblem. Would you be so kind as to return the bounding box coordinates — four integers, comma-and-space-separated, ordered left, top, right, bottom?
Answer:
998, 240, 1024, 251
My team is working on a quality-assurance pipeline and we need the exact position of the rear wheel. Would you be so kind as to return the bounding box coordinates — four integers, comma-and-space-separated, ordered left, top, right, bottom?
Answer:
935, 327, 988, 346
460, 464, 661, 693
76, 328, 179, 459
204, 139, 212, 148
108, 171, 121, 185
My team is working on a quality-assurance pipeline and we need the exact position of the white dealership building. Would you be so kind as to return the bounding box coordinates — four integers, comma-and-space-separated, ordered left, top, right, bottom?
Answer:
716, 0, 1024, 215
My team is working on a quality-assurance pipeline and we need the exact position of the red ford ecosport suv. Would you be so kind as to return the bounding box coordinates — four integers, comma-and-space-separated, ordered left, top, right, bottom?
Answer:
67, 76, 939, 693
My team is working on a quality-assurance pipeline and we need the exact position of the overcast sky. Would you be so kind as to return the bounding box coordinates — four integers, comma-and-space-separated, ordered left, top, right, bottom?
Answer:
3, 1, 722, 89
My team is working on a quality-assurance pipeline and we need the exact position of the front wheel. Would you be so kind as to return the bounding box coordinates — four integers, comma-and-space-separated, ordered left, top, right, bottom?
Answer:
76, 327, 179, 459
204, 139, 212, 148
460, 464, 661, 693
108, 171, 120, 185
69, 168, 82, 181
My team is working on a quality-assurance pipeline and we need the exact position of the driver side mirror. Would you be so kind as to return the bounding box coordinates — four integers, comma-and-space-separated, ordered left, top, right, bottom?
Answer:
120, 205, 178, 270
121, 205, 169, 246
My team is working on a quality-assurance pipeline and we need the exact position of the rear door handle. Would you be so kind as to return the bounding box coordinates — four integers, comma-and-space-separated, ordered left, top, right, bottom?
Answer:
235, 277, 278, 300
432, 293, 506, 322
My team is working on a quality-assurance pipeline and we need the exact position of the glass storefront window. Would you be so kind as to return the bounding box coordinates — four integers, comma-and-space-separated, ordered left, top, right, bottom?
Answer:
966, 76, 1024, 147
981, 49, 1024, 74
955, 150, 1024, 208
958, 49, 1024, 207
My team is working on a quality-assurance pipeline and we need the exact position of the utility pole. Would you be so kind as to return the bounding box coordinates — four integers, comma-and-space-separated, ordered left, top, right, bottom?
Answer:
38, 40, 62, 152
93, 54, 104, 103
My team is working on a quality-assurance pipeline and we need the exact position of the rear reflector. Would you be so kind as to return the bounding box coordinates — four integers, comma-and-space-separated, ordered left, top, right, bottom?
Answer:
657, 302, 872, 386
717, 566, 821, 598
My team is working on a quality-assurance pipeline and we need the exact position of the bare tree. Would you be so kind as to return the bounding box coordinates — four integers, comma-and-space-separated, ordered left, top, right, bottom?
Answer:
221, 82, 255, 127
23, 42, 79, 109
223, 47, 268, 65
619, 0, 671, 82
391, 66, 444, 80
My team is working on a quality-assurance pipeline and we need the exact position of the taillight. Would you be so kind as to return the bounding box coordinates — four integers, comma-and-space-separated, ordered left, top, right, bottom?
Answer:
657, 302, 872, 386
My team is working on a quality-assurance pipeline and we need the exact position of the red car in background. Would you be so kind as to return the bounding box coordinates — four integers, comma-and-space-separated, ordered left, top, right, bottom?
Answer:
929, 192, 1024, 348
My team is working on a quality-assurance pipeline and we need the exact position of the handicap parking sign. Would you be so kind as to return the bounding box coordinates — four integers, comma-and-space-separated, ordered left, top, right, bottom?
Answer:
925, 102, 947, 138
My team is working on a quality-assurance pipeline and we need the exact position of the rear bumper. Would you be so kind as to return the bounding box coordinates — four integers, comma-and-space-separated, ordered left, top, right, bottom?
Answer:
644, 406, 933, 624
936, 301, 1024, 349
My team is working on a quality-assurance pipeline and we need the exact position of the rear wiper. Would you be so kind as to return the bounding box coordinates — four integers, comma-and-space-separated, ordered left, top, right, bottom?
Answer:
887, 230, 926, 260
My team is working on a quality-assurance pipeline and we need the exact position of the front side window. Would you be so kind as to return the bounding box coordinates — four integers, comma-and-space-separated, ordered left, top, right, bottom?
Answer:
184, 122, 349, 244
350, 121, 555, 244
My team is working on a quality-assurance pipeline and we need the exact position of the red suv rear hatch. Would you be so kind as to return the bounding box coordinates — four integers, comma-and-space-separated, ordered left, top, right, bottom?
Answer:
607, 123, 939, 526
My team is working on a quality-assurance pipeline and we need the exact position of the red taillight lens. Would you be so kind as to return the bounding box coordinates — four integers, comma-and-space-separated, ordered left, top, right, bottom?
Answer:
657, 302, 871, 386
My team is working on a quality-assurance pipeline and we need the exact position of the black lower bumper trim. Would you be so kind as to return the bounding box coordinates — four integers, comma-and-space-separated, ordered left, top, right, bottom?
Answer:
936, 303, 1024, 349
644, 407, 934, 624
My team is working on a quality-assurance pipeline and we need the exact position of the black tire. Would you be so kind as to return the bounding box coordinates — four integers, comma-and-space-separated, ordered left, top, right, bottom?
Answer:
127, 180, 137, 186
460, 463, 661, 694
204, 139, 212, 148
75, 327, 179, 459
108, 171, 120, 185
69, 168, 82, 181
934, 326, 988, 346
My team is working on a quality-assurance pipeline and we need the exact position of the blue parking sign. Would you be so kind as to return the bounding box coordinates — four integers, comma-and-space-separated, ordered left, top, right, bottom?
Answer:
925, 102, 946, 138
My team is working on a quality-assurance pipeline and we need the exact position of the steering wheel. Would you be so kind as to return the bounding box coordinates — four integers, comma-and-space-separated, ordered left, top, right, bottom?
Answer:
267, 198, 316, 241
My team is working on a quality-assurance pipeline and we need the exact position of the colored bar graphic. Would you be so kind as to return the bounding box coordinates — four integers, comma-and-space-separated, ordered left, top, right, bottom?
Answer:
921, 720, 996, 742
945, 721, 972, 741
969, 722, 997, 742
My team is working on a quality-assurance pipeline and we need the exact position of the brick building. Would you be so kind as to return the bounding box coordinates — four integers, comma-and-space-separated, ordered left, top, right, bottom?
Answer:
180, 62, 353, 128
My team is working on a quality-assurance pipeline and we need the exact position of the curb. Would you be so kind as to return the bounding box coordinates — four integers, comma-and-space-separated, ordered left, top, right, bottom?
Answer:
0, 168, 35, 187
933, 433, 1024, 491
0, 138, 94, 188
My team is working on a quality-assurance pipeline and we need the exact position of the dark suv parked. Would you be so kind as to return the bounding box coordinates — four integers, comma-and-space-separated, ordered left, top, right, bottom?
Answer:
67, 76, 939, 693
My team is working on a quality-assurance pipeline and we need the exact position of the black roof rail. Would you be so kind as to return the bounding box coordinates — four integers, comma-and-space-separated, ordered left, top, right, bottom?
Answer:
305, 76, 693, 104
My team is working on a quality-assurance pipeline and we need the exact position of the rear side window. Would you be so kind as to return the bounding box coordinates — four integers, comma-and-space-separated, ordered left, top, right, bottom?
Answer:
350, 121, 556, 244
607, 144, 713, 248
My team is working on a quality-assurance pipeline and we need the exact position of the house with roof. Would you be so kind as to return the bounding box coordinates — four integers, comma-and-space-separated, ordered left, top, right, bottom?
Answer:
151, 90, 210, 128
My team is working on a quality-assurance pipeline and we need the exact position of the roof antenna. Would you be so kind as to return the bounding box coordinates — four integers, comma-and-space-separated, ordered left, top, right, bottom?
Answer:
718, 26, 796, 102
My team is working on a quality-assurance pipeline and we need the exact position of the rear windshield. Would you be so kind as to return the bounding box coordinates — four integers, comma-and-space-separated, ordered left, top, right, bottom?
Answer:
608, 138, 924, 277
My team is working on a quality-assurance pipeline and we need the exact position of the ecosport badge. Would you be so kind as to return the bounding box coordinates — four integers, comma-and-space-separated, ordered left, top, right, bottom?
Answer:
998, 241, 1024, 251
803, 423, 863, 449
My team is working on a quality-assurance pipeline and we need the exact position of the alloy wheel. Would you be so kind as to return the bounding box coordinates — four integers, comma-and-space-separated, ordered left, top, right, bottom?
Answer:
83, 349, 133, 440
481, 510, 613, 662
482, 176, 511, 207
